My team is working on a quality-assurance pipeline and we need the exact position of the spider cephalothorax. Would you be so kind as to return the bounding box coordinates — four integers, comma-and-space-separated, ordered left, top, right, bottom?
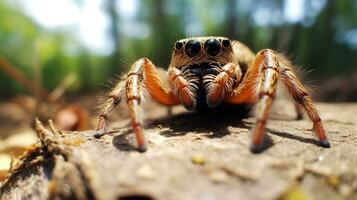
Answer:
96, 36, 330, 153
169, 37, 240, 110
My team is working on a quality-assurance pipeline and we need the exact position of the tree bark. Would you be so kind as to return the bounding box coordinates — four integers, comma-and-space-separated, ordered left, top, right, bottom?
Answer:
1, 103, 357, 200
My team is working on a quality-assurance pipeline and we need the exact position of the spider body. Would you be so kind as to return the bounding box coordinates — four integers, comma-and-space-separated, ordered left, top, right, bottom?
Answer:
97, 36, 330, 153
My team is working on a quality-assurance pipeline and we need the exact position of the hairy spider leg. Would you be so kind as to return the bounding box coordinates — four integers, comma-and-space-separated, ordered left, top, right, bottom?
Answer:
97, 80, 125, 132
279, 62, 330, 147
97, 58, 179, 152
224, 49, 330, 153
250, 50, 279, 152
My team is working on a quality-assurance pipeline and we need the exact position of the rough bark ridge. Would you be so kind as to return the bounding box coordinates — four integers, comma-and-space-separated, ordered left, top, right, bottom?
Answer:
1, 103, 357, 200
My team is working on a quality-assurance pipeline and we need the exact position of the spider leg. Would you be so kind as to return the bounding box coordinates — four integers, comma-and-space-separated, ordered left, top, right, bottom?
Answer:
275, 53, 305, 120
249, 50, 279, 153
279, 63, 330, 147
97, 79, 125, 132
205, 63, 242, 107
224, 49, 329, 153
97, 58, 179, 152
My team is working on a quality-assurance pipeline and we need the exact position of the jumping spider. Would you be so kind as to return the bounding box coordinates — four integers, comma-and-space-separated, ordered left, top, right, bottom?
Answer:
96, 36, 330, 153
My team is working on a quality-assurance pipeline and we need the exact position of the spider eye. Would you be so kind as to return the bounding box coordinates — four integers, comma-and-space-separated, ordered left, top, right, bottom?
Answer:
185, 40, 201, 57
204, 39, 221, 56
222, 39, 231, 47
175, 41, 183, 50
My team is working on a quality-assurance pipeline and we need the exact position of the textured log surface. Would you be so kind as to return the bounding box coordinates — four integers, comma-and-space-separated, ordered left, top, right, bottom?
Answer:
1, 103, 357, 200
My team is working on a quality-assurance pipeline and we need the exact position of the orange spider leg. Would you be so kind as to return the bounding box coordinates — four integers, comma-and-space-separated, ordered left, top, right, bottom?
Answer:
249, 50, 279, 153
225, 49, 329, 153
223, 60, 261, 105
279, 64, 330, 146
205, 63, 242, 107
144, 62, 180, 106
97, 58, 179, 152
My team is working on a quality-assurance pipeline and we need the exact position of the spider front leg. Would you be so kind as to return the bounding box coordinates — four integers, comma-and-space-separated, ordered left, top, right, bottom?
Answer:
248, 49, 329, 152
205, 63, 242, 107
249, 50, 280, 153
97, 58, 179, 152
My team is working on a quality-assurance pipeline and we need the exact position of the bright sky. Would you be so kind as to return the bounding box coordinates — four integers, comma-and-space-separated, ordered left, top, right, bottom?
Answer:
284, 0, 305, 23
18, 0, 139, 55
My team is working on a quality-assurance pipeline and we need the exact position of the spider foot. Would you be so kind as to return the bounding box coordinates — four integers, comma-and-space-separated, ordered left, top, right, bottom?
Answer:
319, 139, 331, 148
250, 141, 269, 154
250, 143, 265, 154
93, 129, 107, 138
137, 144, 147, 153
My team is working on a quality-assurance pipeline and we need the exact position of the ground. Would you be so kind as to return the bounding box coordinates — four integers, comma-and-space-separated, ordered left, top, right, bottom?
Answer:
0, 102, 357, 200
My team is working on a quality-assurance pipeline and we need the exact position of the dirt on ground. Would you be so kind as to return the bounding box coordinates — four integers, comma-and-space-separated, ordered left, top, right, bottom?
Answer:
0, 102, 357, 200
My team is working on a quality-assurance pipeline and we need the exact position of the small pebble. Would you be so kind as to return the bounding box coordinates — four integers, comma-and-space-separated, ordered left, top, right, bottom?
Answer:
327, 175, 339, 187
0, 154, 11, 171
318, 156, 324, 161
136, 164, 154, 179
209, 170, 228, 183
191, 155, 206, 165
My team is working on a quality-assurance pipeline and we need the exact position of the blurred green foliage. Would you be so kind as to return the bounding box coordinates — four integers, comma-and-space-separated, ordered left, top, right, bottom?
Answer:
0, 0, 356, 99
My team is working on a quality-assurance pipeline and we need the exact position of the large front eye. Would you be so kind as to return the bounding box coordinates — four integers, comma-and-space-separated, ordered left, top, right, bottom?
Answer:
222, 39, 231, 47
175, 41, 183, 50
185, 40, 201, 57
204, 39, 221, 56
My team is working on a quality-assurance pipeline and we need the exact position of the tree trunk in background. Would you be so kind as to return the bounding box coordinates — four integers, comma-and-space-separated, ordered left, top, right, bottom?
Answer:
151, 0, 171, 67
106, 0, 122, 75
290, 0, 337, 78
225, 0, 238, 38
316, 0, 337, 76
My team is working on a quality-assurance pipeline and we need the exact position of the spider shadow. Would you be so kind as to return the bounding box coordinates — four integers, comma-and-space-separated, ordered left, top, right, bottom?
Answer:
266, 128, 321, 146
112, 130, 139, 152
110, 104, 319, 153
150, 104, 253, 138
150, 103, 277, 152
